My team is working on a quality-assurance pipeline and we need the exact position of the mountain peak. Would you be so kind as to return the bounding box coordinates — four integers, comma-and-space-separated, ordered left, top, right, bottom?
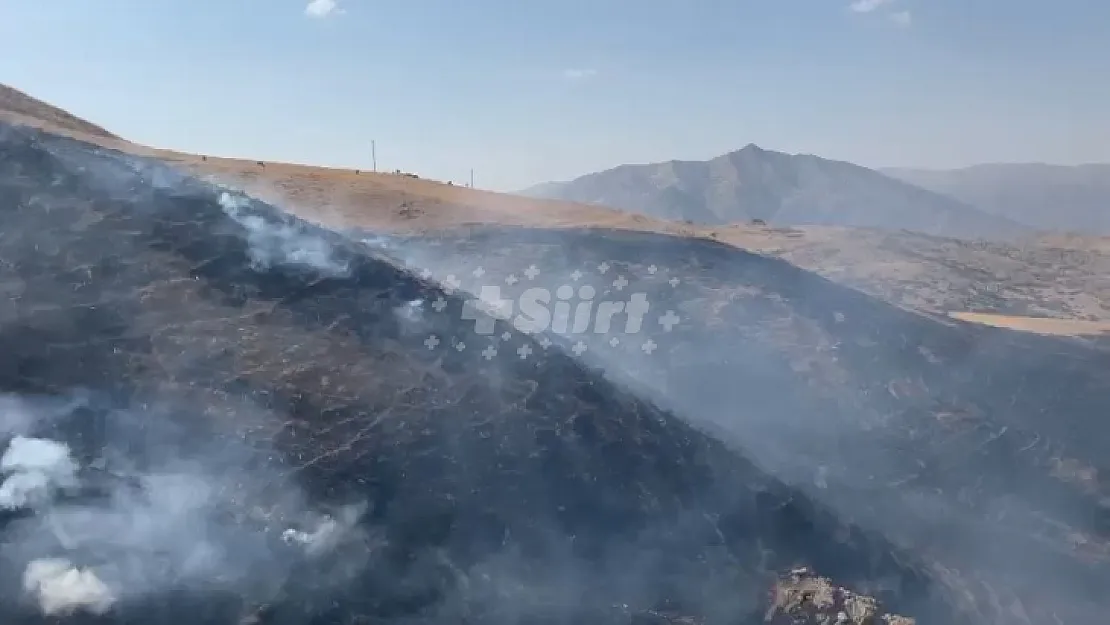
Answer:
522, 143, 1029, 238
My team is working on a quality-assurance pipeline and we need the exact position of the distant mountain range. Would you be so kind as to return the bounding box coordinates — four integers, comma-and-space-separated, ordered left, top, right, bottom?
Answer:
521, 145, 1110, 239
883, 163, 1110, 234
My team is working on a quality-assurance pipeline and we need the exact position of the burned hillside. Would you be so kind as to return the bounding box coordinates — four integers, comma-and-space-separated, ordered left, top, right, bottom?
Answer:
353, 225, 1110, 624
0, 122, 962, 624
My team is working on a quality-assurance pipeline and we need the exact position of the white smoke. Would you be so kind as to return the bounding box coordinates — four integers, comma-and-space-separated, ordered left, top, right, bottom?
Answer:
22, 558, 115, 616
217, 191, 351, 277
281, 503, 367, 559
0, 395, 38, 436
394, 298, 429, 334
0, 392, 86, 438
0, 396, 371, 617
0, 436, 78, 510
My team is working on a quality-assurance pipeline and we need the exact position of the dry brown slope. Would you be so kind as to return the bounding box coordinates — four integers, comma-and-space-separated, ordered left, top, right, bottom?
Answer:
6, 84, 1110, 332
0, 83, 698, 236
0, 83, 119, 140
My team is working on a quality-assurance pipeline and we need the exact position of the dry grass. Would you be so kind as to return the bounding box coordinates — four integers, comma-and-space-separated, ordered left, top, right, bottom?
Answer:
7, 92, 1110, 338
0, 104, 708, 236
948, 312, 1110, 336
0, 99, 820, 252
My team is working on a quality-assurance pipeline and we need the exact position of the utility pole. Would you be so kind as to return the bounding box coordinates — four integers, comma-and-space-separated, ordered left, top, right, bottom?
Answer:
470, 168, 474, 188
371, 140, 377, 172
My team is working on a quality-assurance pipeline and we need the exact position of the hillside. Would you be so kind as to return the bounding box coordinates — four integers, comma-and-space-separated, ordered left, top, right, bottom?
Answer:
3, 85, 1110, 623
0, 118, 951, 625
0, 84, 118, 140
4, 83, 1109, 332
5, 121, 1110, 623
884, 163, 1110, 234
521, 144, 1031, 239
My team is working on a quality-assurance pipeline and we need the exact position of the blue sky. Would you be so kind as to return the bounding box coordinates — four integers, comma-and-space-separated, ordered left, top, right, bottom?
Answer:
2, 1, 1107, 191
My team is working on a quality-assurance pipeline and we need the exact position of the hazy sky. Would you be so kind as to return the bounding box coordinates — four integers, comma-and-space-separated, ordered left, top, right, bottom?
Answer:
2, 0, 1107, 191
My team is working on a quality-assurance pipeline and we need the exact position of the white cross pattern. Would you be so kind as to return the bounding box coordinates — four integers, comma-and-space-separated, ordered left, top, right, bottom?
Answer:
505, 274, 519, 285
570, 270, 583, 281
424, 335, 440, 350
609, 337, 620, 347
612, 275, 628, 291
482, 345, 498, 360
647, 265, 658, 275
597, 262, 610, 274
641, 339, 657, 354
524, 265, 540, 280
517, 344, 533, 359
455, 342, 467, 352
443, 275, 461, 293
501, 331, 513, 341
420, 268, 433, 279
571, 341, 588, 355
668, 277, 680, 287
659, 310, 681, 331
472, 267, 486, 278
431, 297, 448, 312
538, 337, 552, 349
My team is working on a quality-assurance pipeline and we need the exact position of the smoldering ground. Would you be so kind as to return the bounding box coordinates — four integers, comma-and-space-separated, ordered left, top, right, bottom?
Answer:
6, 118, 1109, 623
1, 121, 967, 625
171, 144, 1110, 622
354, 225, 1110, 623
0, 390, 373, 619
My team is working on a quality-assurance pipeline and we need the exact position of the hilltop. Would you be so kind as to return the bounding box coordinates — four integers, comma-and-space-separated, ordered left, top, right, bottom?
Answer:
0, 84, 118, 140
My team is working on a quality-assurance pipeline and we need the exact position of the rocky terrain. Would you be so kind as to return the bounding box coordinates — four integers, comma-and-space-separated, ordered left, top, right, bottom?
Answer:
751, 225, 1110, 324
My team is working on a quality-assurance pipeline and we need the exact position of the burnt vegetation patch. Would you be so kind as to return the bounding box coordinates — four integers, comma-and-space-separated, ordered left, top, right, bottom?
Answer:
0, 121, 1105, 624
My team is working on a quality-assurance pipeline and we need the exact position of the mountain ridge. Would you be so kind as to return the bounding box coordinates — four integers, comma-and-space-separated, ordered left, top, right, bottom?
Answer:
883, 163, 1110, 234
522, 144, 1031, 239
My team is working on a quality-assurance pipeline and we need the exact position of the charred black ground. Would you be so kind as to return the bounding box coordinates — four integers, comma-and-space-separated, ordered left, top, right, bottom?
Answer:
0, 121, 1106, 624
372, 225, 1110, 623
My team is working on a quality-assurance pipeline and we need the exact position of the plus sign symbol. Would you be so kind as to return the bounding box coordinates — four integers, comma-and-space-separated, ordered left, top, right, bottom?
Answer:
462, 285, 513, 335
658, 310, 681, 332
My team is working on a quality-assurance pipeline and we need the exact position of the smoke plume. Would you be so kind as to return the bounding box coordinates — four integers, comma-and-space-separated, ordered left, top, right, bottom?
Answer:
218, 190, 352, 277
22, 557, 115, 616
0, 436, 79, 510
0, 394, 370, 618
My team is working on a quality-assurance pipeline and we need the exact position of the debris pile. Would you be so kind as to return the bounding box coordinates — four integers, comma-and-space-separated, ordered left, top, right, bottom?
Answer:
766, 568, 915, 625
